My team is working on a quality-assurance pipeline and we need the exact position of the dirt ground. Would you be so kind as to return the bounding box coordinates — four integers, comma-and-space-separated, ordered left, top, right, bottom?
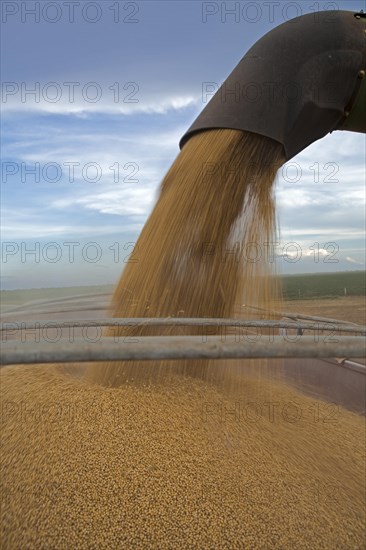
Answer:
281, 296, 365, 326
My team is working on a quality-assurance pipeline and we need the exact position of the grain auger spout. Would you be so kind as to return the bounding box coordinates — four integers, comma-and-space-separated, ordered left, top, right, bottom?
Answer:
180, 10, 366, 160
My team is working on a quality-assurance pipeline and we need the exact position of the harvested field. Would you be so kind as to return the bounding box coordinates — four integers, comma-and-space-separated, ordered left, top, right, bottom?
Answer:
282, 296, 366, 326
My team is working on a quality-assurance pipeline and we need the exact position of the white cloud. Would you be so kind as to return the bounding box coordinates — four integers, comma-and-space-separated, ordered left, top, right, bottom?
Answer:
1, 94, 200, 116
279, 228, 365, 239
52, 186, 156, 216
1, 220, 139, 240
346, 256, 364, 265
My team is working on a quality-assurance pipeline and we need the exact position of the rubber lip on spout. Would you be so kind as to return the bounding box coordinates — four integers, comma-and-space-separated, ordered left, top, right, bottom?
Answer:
338, 71, 366, 133
179, 11, 366, 161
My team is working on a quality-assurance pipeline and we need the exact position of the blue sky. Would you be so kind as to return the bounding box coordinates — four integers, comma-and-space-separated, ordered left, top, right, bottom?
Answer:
1, 0, 365, 289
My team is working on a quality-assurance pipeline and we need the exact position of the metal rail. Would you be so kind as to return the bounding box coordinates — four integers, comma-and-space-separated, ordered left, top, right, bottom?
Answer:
1, 318, 365, 334
1, 336, 365, 366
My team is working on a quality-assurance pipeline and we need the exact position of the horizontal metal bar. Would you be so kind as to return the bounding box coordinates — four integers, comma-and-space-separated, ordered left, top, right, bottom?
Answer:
243, 305, 361, 326
1, 318, 364, 334
1, 336, 365, 366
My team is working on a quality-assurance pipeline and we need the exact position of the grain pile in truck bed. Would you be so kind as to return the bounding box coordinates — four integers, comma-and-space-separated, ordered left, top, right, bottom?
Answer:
1, 363, 365, 549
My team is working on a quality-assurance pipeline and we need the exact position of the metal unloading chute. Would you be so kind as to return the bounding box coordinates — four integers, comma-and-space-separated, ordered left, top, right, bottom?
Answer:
180, 10, 366, 160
